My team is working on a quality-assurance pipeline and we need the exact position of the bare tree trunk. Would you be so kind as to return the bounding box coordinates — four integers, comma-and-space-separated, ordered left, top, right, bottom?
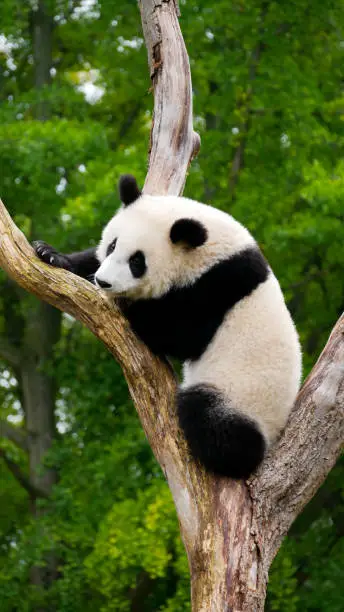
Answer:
0, 1, 343, 610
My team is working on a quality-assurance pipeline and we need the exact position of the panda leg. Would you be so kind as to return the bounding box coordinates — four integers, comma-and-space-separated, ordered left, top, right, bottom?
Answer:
177, 384, 266, 479
33, 242, 99, 281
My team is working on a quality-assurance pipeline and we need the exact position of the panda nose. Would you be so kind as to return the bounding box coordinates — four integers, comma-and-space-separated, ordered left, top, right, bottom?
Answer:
95, 277, 112, 289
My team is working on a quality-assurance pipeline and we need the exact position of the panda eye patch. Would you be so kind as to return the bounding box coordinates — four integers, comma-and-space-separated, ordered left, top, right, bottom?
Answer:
106, 238, 117, 257
129, 250, 146, 278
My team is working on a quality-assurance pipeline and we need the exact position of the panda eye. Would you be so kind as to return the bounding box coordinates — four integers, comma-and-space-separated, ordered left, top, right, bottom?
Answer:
129, 250, 146, 278
106, 238, 117, 257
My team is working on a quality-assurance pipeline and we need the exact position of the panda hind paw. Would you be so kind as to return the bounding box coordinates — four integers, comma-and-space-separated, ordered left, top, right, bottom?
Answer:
32, 241, 73, 271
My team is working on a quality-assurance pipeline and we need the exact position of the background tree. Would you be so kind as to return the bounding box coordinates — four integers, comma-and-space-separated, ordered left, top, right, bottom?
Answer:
0, 0, 343, 610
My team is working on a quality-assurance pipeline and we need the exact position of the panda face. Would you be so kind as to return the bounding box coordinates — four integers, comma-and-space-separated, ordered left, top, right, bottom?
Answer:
95, 194, 255, 299
95, 233, 149, 298
95, 238, 148, 297
94, 201, 178, 298
95, 210, 201, 298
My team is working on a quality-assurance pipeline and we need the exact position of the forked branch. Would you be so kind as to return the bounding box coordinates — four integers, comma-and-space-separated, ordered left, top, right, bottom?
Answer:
139, 0, 200, 195
0, 1, 343, 610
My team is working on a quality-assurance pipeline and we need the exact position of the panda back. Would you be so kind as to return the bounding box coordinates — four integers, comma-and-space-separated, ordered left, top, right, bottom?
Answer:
182, 272, 302, 444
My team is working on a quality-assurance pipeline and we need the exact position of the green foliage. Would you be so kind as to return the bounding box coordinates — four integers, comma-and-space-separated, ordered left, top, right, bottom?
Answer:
267, 460, 344, 612
268, 540, 300, 612
84, 481, 188, 611
1, 0, 344, 610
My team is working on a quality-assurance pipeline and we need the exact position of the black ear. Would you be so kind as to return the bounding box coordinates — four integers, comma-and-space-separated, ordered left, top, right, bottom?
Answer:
170, 218, 208, 248
118, 174, 142, 206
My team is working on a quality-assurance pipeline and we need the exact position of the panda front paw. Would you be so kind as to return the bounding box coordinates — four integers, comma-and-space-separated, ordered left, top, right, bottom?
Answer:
33, 241, 73, 271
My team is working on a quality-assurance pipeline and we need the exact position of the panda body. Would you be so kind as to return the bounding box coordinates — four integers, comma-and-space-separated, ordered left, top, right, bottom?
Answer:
182, 273, 301, 443
34, 176, 302, 479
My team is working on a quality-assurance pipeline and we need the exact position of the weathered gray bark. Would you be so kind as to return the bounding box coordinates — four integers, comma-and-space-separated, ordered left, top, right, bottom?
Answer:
0, 1, 343, 610
139, 0, 200, 195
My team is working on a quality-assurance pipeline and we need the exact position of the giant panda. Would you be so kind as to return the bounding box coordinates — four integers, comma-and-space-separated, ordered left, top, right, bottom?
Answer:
34, 175, 302, 479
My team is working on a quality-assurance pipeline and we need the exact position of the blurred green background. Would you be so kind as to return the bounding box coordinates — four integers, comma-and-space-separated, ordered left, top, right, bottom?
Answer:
0, 1, 343, 610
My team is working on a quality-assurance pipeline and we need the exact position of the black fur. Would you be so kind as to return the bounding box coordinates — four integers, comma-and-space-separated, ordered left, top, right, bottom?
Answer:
118, 174, 141, 206
33, 242, 99, 280
96, 278, 112, 289
170, 218, 208, 248
121, 247, 269, 360
177, 384, 266, 478
34, 240, 269, 478
106, 238, 117, 257
129, 250, 146, 278
34, 242, 268, 361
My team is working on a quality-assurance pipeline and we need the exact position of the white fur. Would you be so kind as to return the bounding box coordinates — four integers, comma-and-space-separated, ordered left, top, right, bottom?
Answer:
96, 195, 255, 298
96, 194, 302, 445
182, 274, 301, 443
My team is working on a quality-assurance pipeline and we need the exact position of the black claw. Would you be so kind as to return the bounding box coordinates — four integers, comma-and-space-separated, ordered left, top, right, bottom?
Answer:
32, 241, 72, 271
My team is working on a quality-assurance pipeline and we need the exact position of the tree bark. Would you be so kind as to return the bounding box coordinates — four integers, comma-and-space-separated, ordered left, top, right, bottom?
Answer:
0, 1, 343, 610
139, 0, 200, 195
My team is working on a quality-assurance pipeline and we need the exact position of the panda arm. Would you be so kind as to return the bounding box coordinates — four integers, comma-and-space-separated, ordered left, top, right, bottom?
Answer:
67, 248, 99, 279
122, 248, 270, 360
33, 242, 99, 281
120, 294, 201, 360
119, 298, 168, 356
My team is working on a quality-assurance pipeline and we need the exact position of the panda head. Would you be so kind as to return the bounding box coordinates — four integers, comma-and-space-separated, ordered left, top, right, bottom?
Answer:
95, 174, 254, 299
95, 175, 209, 299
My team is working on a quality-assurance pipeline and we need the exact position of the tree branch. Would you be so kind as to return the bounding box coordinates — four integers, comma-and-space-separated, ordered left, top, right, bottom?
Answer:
0, 449, 48, 498
0, 419, 28, 452
139, 0, 200, 195
0, 1, 343, 610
